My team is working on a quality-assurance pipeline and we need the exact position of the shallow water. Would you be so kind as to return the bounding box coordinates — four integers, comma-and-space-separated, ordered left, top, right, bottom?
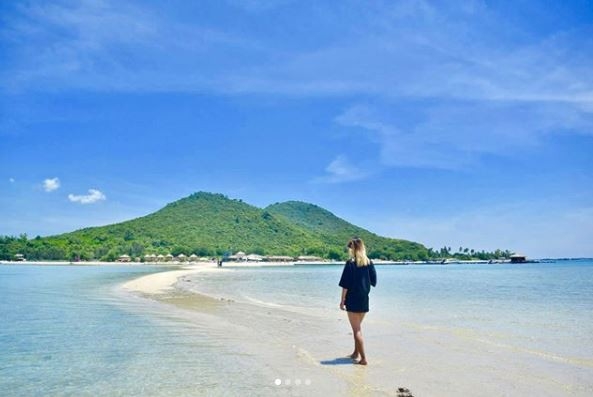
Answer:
0, 265, 285, 396
1, 261, 592, 396
188, 261, 593, 359
184, 260, 593, 396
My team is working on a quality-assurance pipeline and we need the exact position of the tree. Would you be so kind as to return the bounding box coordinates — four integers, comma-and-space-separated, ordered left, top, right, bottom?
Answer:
172, 246, 190, 256
130, 242, 145, 257
328, 249, 343, 261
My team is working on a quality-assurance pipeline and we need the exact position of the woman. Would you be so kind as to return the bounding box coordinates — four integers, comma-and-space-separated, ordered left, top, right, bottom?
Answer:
339, 237, 377, 365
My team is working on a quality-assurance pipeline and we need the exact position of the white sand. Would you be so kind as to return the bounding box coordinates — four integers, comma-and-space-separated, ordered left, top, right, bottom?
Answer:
121, 261, 299, 295
122, 264, 218, 294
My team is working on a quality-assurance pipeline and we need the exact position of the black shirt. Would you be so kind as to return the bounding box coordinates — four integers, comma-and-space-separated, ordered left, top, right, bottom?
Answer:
339, 260, 377, 295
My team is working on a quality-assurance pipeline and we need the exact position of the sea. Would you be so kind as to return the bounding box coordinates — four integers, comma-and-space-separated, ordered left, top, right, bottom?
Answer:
1, 260, 592, 396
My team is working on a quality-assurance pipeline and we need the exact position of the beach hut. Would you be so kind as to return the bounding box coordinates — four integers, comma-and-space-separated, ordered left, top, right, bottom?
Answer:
14, 253, 25, 262
235, 251, 247, 261
165, 254, 174, 262
118, 254, 131, 263
177, 254, 187, 262
510, 254, 527, 263
266, 255, 294, 262
156, 254, 165, 263
246, 254, 263, 262
189, 254, 198, 262
297, 255, 323, 262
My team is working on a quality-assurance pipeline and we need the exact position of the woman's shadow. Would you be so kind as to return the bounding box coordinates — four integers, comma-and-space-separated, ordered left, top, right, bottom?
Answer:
320, 357, 354, 366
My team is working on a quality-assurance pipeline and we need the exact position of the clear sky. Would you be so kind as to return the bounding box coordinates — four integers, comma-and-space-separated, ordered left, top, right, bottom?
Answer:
1, 0, 592, 258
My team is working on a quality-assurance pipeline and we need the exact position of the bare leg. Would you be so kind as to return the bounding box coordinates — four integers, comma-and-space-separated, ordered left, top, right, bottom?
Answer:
347, 312, 359, 359
347, 312, 367, 365
357, 312, 367, 365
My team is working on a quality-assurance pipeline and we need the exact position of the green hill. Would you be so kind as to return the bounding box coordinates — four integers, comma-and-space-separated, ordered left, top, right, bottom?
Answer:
0, 191, 430, 261
266, 201, 428, 260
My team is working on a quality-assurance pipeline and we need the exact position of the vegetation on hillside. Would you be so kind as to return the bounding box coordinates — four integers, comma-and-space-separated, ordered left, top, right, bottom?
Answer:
266, 201, 429, 260
0, 192, 512, 262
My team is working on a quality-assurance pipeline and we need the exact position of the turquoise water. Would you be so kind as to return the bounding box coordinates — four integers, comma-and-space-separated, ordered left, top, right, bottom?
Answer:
191, 260, 593, 361
0, 265, 275, 396
2, 261, 593, 396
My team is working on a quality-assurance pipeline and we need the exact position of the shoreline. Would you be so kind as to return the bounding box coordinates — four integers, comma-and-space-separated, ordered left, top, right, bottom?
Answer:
0, 259, 504, 267
5, 258, 580, 267
6, 256, 590, 268
0, 260, 300, 267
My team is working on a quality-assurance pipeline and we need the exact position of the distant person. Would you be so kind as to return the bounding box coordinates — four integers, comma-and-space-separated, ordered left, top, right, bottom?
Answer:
339, 237, 377, 365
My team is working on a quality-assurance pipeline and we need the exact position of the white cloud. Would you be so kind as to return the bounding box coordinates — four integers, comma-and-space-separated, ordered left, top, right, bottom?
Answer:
43, 177, 60, 192
3, 1, 592, 171
9, 178, 15, 183
334, 99, 593, 170
313, 155, 369, 184
3, 1, 592, 109
68, 189, 106, 204
2, 0, 264, 93
218, 6, 593, 108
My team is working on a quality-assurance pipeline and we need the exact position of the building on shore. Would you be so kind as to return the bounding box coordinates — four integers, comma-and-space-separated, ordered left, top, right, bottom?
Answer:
266, 255, 294, 262
226, 251, 246, 262
510, 254, 527, 263
117, 254, 131, 263
297, 255, 323, 262
246, 254, 263, 262
14, 254, 25, 261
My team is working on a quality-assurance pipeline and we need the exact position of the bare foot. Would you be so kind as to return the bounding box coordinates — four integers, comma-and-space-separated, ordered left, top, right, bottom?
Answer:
357, 358, 368, 365
349, 352, 359, 360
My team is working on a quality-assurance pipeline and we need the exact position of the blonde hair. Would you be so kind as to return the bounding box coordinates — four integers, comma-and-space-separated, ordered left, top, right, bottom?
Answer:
348, 237, 370, 267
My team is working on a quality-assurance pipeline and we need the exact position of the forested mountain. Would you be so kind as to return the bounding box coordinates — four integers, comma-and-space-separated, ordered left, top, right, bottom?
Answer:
266, 201, 427, 259
0, 192, 430, 261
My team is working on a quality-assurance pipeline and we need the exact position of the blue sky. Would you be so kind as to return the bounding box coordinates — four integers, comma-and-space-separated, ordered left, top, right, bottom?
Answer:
1, 0, 592, 258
